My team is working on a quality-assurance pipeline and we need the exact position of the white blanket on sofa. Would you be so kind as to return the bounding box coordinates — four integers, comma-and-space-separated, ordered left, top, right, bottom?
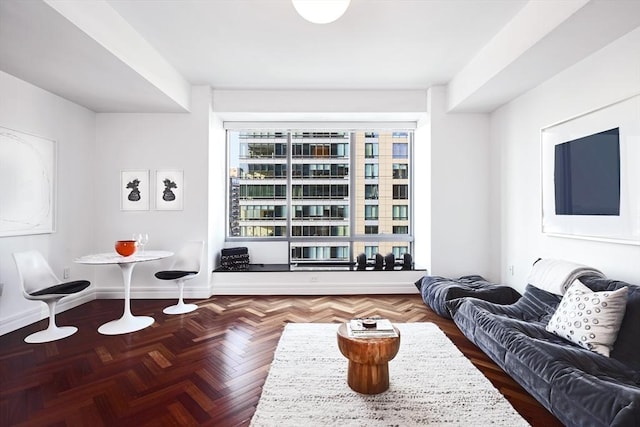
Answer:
527, 258, 606, 296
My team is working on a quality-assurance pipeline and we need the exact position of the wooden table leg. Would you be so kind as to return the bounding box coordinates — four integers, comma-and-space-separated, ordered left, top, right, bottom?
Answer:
347, 360, 390, 394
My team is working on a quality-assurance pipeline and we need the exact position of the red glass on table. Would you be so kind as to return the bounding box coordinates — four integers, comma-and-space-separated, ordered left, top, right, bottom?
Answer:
115, 240, 137, 256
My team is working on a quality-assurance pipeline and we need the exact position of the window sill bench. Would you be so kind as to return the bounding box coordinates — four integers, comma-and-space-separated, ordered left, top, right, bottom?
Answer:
210, 264, 427, 295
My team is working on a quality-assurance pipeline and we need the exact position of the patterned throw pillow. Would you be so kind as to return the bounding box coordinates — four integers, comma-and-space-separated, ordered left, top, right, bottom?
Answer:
546, 280, 628, 357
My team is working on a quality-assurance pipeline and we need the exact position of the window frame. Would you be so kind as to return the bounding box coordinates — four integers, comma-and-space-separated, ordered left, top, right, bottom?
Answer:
226, 129, 415, 264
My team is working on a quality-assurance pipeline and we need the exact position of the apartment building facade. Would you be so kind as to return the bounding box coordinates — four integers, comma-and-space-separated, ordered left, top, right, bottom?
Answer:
228, 130, 412, 265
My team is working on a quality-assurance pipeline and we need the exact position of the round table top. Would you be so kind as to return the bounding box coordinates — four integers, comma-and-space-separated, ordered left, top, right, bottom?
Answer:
337, 323, 401, 365
74, 250, 173, 265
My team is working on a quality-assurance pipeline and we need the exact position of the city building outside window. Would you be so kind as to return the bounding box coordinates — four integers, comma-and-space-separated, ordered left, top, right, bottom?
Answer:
227, 130, 413, 264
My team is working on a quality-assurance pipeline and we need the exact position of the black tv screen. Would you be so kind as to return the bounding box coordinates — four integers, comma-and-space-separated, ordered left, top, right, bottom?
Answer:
554, 127, 620, 216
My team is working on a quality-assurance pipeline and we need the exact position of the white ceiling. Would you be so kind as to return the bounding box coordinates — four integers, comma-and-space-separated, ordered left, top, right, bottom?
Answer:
104, 0, 526, 90
1, 0, 639, 113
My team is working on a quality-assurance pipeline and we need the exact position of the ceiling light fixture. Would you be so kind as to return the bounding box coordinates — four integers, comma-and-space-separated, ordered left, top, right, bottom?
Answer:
292, 0, 351, 24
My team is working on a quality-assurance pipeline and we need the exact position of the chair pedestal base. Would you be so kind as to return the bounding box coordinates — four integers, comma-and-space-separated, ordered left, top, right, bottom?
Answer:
163, 303, 198, 315
25, 326, 77, 343
98, 314, 154, 335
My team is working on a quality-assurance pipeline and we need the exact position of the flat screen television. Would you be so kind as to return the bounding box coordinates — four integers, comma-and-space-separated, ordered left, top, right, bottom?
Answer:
554, 127, 620, 216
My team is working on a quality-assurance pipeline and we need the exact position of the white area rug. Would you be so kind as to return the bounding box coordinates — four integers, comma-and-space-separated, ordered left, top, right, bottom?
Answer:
251, 322, 529, 427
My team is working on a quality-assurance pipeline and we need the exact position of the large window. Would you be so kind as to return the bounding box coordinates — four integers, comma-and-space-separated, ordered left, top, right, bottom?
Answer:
227, 130, 413, 264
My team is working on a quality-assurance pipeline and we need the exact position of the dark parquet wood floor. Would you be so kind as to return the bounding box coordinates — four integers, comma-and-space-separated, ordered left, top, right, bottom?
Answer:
0, 295, 563, 427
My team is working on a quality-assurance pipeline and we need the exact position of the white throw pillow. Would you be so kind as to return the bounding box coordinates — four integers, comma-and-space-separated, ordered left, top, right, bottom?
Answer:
545, 280, 628, 357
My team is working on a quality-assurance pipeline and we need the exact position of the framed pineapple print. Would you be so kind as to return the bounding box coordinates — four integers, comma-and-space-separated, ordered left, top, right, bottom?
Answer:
156, 170, 184, 211
121, 170, 150, 211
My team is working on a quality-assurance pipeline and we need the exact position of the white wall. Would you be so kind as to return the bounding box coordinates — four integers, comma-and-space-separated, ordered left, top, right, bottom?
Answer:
412, 120, 431, 271
0, 71, 96, 334
212, 89, 428, 120
210, 88, 494, 283
427, 86, 493, 279
208, 110, 227, 283
492, 27, 640, 292
93, 86, 213, 298
209, 89, 431, 293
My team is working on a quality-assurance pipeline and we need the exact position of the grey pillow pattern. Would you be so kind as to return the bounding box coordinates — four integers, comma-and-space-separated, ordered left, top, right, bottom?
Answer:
546, 281, 628, 357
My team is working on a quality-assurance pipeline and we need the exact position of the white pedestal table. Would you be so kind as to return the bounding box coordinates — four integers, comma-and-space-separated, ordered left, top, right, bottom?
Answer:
75, 250, 173, 335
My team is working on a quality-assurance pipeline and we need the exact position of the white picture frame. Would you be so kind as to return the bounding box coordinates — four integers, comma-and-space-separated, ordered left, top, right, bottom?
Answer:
541, 94, 640, 245
121, 170, 150, 211
156, 170, 184, 210
0, 127, 56, 237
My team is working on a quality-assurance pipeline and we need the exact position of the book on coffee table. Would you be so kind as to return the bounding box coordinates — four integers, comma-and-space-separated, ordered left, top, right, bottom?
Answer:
347, 318, 398, 338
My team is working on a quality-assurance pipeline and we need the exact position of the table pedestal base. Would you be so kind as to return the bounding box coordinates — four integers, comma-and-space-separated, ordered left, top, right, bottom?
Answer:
337, 323, 401, 395
347, 360, 390, 394
98, 314, 154, 335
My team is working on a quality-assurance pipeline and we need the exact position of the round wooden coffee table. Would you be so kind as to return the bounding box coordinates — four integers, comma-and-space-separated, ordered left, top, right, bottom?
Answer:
336, 323, 401, 394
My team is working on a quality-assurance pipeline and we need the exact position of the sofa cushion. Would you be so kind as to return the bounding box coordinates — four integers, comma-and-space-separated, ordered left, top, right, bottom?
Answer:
546, 281, 628, 357
579, 275, 640, 370
417, 274, 520, 319
447, 283, 560, 324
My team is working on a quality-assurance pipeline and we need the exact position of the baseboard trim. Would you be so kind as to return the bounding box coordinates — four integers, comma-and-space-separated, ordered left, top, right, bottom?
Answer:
1, 270, 426, 336
94, 287, 211, 300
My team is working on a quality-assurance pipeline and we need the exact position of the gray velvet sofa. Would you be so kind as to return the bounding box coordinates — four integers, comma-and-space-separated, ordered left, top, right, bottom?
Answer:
448, 275, 640, 427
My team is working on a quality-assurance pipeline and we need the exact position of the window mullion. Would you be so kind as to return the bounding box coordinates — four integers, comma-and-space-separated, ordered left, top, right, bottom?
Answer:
349, 131, 356, 261
287, 131, 292, 263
